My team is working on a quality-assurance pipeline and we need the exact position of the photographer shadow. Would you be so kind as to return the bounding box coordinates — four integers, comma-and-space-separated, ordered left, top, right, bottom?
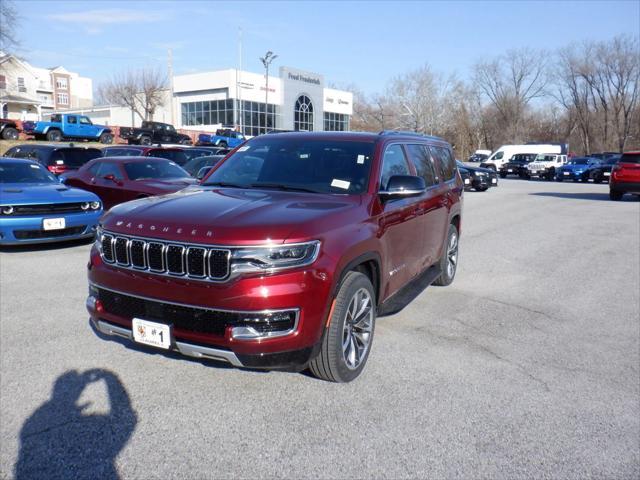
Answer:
15, 369, 137, 480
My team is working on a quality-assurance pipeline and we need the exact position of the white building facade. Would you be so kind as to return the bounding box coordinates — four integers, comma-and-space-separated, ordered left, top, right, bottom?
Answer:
0, 52, 93, 121
174, 66, 353, 136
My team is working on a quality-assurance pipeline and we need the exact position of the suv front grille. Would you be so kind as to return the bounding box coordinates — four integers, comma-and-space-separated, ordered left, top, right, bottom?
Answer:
100, 233, 230, 281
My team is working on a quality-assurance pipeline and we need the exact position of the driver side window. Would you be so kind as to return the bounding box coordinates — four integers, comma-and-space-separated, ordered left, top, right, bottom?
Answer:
97, 162, 123, 180
379, 144, 409, 191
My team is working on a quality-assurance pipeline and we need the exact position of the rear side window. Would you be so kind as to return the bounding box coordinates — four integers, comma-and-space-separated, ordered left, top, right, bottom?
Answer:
379, 144, 410, 190
104, 148, 140, 157
430, 146, 456, 181
620, 153, 640, 164
405, 144, 437, 187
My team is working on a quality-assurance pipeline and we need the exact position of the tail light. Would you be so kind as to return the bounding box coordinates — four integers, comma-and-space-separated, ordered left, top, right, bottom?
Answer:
47, 165, 68, 175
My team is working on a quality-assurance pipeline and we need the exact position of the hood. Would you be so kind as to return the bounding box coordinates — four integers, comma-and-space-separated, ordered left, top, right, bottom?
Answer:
102, 186, 362, 245
0, 183, 100, 205
136, 178, 197, 191
560, 164, 588, 171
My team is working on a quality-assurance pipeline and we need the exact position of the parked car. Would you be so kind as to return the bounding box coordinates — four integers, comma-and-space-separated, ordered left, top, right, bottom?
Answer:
458, 166, 472, 190
481, 143, 565, 171
555, 157, 601, 182
63, 157, 196, 210
197, 129, 246, 148
588, 155, 621, 183
527, 154, 568, 181
456, 160, 497, 191
182, 155, 225, 179
498, 153, 537, 178
589, 152, 620, 161
86, 131, 463, 382
101, 145, 213, 167
119, 121, 192, 146
0, 119, 20, 140
609, 152, 640, 201
22, 114, 113, 144
467, 149, 492, 163
185, 146, 231, 156
3, 144, 102, 175
0, 158, 102, 245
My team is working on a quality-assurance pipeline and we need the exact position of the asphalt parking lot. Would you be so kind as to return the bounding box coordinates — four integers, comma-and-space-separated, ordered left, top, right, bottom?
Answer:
1, 178, 638, 479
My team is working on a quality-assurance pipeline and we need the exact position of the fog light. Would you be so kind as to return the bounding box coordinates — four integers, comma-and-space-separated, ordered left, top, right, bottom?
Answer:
2, 206, 14, 215
231, 310, 298, 339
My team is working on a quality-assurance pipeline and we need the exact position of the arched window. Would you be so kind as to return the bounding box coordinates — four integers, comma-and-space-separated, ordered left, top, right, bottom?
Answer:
294, 95, 313, 131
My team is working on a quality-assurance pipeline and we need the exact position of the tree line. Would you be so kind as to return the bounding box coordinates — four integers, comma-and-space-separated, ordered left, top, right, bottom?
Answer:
349, 35, 639, 158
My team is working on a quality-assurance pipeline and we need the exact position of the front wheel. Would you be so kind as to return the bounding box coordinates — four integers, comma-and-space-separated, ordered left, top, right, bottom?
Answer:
433, 223, 459, 286
139, 135, 152, 146
46, 129, 62, 142
218, 141, 228, 148
499, 172, 507, 178
2, 127, 19, 140
610, 190, 623, 201
180, 138, 191, 145
99, 132, 113, 144
475, 186, 489, 192
309, 271, 376, 383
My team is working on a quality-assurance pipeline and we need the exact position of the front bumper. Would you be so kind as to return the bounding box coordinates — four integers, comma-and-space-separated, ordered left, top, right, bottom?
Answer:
0, 210, 101, 245
557, 170, 587, 181
471, 175, 497, 189
86, 246, 334, 368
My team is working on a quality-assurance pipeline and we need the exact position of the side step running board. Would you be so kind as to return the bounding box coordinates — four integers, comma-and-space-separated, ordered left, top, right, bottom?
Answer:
378, 265, 441, 317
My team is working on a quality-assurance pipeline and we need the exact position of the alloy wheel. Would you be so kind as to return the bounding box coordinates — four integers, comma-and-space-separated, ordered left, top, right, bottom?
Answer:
342, 288, 374, 370
447, 232, 458, 278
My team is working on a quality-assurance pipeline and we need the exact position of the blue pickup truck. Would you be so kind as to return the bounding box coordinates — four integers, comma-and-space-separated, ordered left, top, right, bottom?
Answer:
23, 114, 114, 144
197, 129, 245, 148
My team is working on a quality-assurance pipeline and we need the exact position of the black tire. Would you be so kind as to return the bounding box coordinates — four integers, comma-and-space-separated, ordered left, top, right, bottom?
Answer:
499, 172, 507, 178
546, 170, 555, 181
309, 271, 376, 383
610, 190, 623, 201
2, 127, 19, 140
46, 129, 62, 142
556, 177, 563, 182
218, 141, 228, 148
475, 186, 489, 192
139, 135, 152, 146
594, 177, 602, 184
180, 138, 191, 145
433, 223, 459, 286
99, 132, 114, 144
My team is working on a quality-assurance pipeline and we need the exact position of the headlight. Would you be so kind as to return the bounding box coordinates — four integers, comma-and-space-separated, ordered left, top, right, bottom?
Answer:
230, 241, 320, 274
1, 205, 14, 215
81, 202, 90, 210
95, 226, 103, 250
90, 201, 101, 210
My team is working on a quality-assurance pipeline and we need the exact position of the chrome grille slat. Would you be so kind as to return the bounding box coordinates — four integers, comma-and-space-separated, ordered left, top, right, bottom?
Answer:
99, 232, 231, 282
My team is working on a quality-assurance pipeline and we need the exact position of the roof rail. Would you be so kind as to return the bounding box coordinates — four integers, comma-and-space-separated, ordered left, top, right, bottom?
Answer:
378, 130, 445, 142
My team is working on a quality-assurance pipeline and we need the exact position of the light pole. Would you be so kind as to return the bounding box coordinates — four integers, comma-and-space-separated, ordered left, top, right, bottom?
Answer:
259, 51, 277, 134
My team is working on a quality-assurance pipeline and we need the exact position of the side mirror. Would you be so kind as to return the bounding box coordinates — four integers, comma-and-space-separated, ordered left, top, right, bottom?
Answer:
379, 175, 426, 200
103, 174, 116, 182
196, 166, 213, 180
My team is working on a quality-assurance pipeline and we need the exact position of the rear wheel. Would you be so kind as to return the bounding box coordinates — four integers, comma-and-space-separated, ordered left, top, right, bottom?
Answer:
433, 223, 459, 286
2, 127, 19, 140
309, 271, 376, 383
139, 135, 152, 146
99, 132, 113, 144
218, 141, 228, 148
499, 172, 507, 178
180, 138, 191, 145
475, 186, 488, 192
46, 129, 62, 142
610, 190, 623, 201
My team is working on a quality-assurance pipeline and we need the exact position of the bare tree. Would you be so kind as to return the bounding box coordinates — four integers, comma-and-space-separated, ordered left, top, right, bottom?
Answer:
474, 48, 548, 142
0, 0, 19, 53
97, 68, 168, 125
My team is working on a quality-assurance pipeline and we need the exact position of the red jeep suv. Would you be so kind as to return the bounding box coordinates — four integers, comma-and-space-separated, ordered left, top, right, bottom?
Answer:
610, 151, 640, 200
86, 131, 463, 382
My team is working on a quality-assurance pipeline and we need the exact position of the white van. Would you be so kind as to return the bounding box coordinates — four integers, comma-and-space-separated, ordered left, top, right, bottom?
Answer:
481, 144, 563, 171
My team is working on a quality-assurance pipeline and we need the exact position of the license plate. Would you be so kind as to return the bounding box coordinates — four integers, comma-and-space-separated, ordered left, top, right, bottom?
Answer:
604, 172, 610, 176
507, 169, 513, 172
564, 172, 570, 175
491, 178, 497, 184
464, 178, 470, 185
132, 318, 171, 349
43, 217, 65, 230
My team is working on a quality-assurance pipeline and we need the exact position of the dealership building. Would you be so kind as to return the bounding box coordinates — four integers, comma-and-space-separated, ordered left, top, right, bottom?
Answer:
57, 66, 353, 136
174, 65, 352, 135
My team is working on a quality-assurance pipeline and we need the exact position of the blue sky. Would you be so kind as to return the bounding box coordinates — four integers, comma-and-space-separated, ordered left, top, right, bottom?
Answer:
13, 0, 640, 94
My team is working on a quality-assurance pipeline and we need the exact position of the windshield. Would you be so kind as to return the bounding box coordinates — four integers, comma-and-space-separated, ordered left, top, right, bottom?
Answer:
148, 149, 188, 166
52, 149, 102, 168
620, 153, 640, 164
203, 137, 375, 194
182, 149, 215, 162
511, 154, 534, 162
0, 162, 58, 184
490, 151, 504, 160
183, 155, 223, 176
124, 159, 189, 180
568, 158, 590, 165
534, 154, 555, 162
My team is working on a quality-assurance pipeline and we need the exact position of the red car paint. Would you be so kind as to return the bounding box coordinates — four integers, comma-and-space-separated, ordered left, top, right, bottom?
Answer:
64, 156, 195, 210
610, 151, 640, 200
86, 132, 463, 371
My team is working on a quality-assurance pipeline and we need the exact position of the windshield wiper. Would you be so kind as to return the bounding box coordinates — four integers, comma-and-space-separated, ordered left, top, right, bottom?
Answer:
205, 181, 247, 188
250, 183, 319, 193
